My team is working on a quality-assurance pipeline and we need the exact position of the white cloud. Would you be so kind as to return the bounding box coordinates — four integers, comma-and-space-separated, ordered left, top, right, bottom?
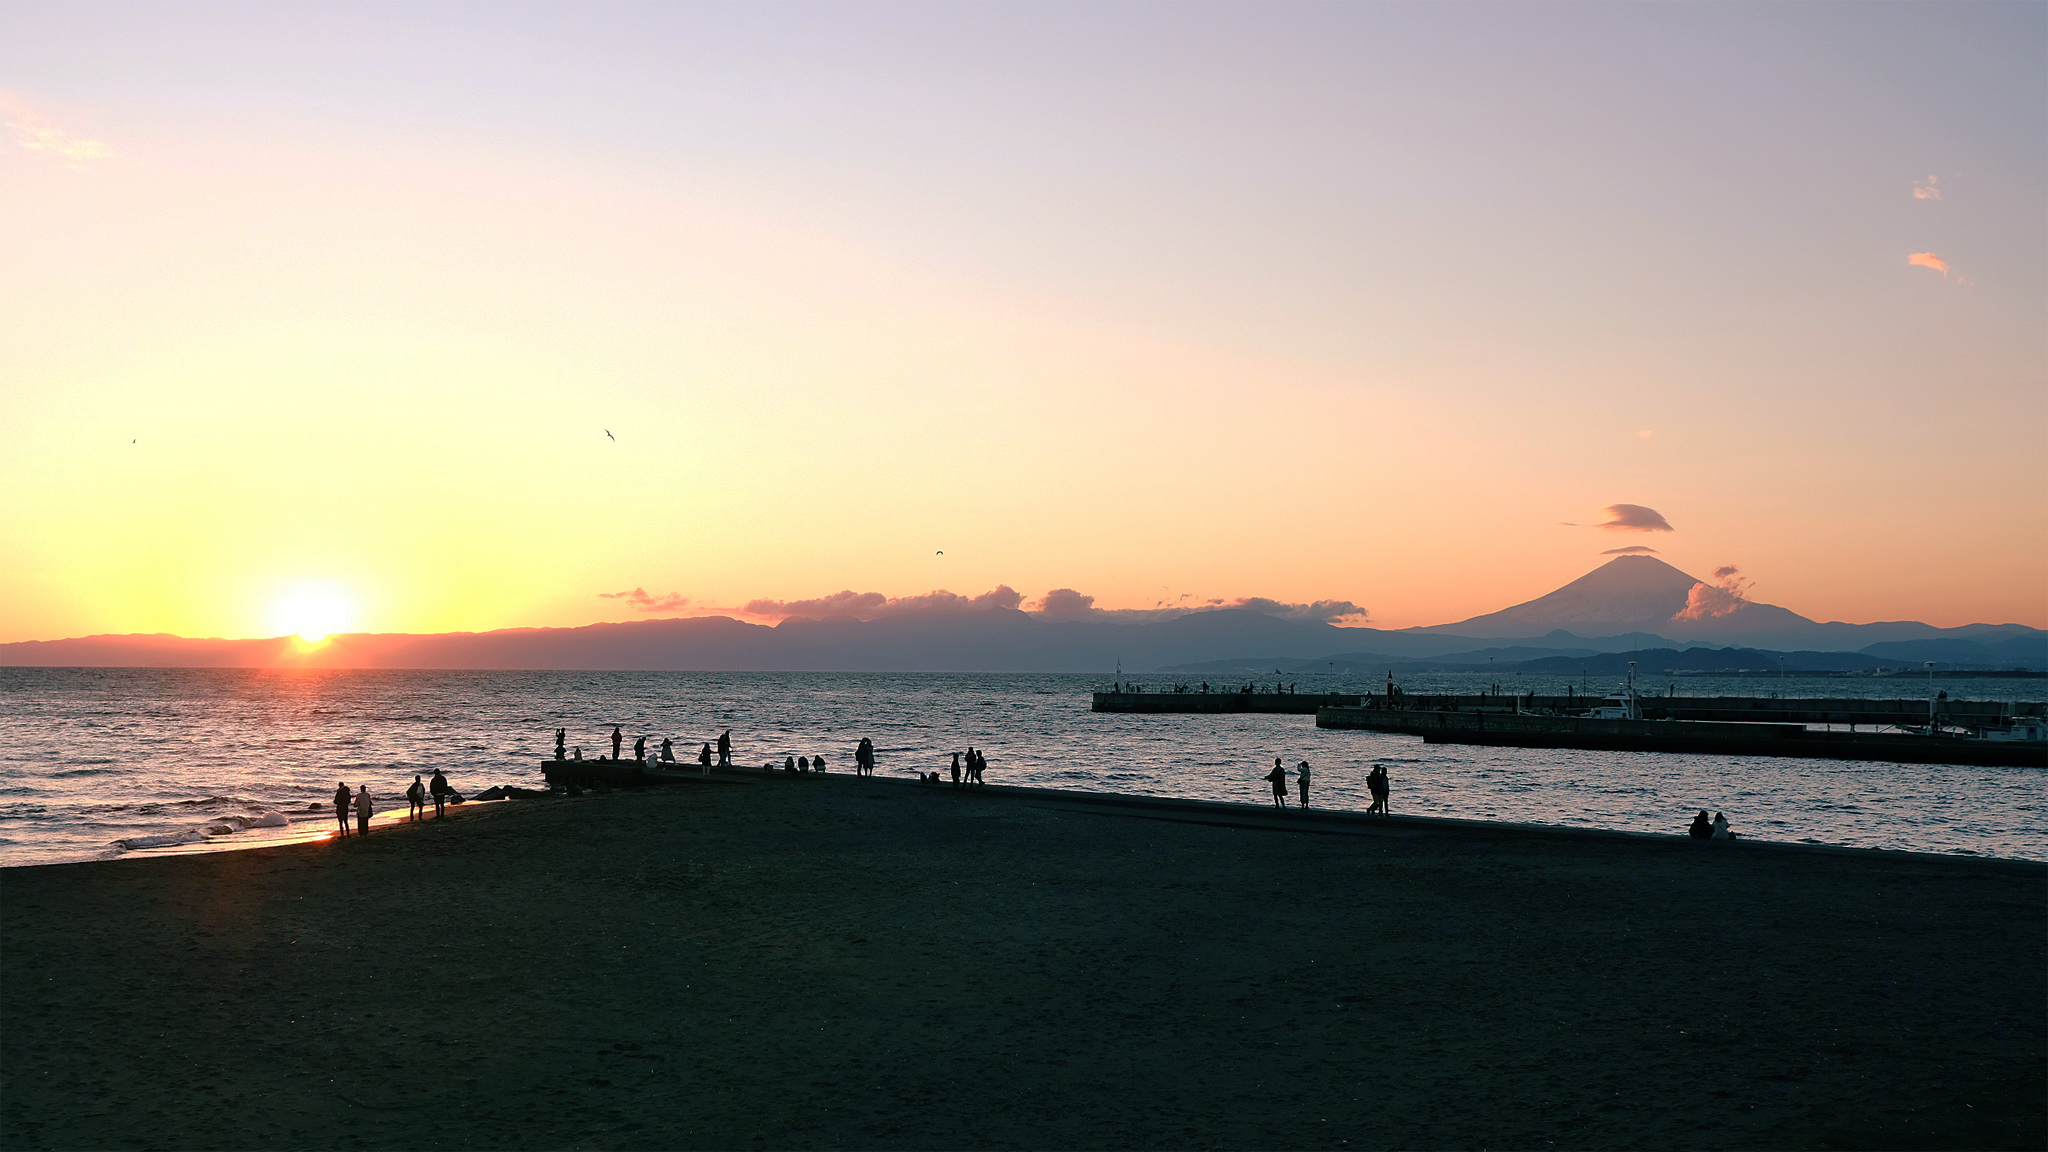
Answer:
0, 90, 113, 168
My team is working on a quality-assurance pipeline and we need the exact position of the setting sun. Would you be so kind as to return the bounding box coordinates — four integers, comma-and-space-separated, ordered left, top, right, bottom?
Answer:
272, 585, 356, 643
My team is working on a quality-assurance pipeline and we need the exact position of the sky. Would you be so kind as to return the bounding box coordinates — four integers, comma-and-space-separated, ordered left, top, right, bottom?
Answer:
3, 1, 2043, 645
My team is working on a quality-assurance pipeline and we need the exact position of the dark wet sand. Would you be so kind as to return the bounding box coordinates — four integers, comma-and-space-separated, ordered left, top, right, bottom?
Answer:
3, 775, 2043, 1151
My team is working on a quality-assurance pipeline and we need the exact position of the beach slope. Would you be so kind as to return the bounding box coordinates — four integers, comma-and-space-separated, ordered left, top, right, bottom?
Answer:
4, 778, 2042, 1150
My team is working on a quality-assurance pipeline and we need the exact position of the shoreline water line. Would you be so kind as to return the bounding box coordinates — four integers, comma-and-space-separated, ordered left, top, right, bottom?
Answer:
21, 771, 2045, 876
4, 667, 2042, 867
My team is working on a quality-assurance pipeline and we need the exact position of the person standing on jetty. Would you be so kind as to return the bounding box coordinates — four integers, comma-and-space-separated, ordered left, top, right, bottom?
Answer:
406, 775, 426, 822
429, 768, 450, 819
554, 728, 566, 761
1296, 760, 1312, 809
1366, 764, 1390, 815
717, 730, 732, 767
1265, 759, 1289, 810
611, 727, 624, 761
332, 782, 352, 837
353, 785, 373, 836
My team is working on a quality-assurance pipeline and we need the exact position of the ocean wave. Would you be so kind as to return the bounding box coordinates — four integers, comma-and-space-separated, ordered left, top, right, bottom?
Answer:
114, 809, 293, 851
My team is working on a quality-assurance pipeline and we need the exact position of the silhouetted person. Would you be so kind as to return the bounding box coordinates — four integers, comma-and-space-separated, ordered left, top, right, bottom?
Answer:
1265, 759, 1289, 810
1297, 760, 1312, 808
1688, 810, 1712, 839
554, 728, 566, 760
717, 730, 732, 766
784, 756, 797, 774
1367, 764, 1389, 815
855, 737, 875, 777
633, 735, 646, 763
1711, 812, 1733, 840
611, 727, 623, 760
699, 742, 712, 771
812, 752, 827, 773
333, 782, 352, 837
406, 775, 426, 822
951, 752, 963, 790
970, 748, 986, 786
430, 769, 450, 819
798, 756, 810, 773
660, 737, 674, 762
1201, 681, 1209, 693
353, 785, 373, 835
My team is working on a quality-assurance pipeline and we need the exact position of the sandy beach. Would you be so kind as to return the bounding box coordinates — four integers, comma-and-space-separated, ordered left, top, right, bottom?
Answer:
3, 773, 2042, 1151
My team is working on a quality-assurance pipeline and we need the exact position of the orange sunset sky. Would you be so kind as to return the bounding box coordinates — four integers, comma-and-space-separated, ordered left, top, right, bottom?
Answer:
3, 3, 2043, 646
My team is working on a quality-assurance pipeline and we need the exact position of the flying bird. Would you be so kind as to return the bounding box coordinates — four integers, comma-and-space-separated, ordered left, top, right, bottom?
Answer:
604, 429, 615, 441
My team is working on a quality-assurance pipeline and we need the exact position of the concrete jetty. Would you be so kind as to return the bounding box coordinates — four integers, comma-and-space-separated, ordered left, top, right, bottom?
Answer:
1092, 690, 1363, 714
1351, 693, 2042, 727
1316, 703, 2046, 767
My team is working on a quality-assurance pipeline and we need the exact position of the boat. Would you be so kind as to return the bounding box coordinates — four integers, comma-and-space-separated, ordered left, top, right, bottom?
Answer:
1581, 664, 1643, 721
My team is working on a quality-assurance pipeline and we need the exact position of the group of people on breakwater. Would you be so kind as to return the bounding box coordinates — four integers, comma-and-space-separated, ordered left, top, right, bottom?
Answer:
329, 768, 456, 837
553, 726, 735, 772
1112, 681, 1304, 695
1260, 760, 1392, 814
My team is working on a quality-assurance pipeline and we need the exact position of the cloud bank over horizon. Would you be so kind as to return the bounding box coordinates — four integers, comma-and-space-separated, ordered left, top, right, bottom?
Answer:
616, 585, 1374, 627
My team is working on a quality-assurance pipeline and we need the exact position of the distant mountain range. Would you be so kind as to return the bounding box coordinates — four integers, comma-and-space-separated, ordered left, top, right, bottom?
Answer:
4, 556, 2041, 672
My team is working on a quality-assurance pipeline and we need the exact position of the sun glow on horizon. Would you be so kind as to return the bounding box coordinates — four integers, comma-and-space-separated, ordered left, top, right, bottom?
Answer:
272, 585, 357, 644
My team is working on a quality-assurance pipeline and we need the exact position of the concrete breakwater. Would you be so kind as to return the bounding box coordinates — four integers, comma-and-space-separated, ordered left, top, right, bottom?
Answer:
1092, 690, 1363, 714
1316, 705, 2046, 767
1361, 693, 2042, 727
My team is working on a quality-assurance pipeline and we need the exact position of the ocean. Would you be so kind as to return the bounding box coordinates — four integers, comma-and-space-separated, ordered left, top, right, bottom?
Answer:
1, 667, 2041, 867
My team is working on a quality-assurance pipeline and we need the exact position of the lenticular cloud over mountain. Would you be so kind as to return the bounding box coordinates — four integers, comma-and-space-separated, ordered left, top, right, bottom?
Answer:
1561, 504, 1675, 533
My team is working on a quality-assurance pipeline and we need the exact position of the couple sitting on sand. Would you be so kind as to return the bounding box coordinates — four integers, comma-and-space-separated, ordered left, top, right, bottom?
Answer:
1687, 810, 1737, 840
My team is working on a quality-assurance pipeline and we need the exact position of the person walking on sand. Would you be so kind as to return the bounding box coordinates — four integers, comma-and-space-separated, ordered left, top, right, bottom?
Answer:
406, 775, 426, 822
717, 730, 732, 767
1366, 764, 1390, 815
332, 782, 352, 837
429, 768, 450, 819
1296, 760, 1312, 809
611, 727, 624, 761
353, 785, 373, 836
1265, 759, 1290, 810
